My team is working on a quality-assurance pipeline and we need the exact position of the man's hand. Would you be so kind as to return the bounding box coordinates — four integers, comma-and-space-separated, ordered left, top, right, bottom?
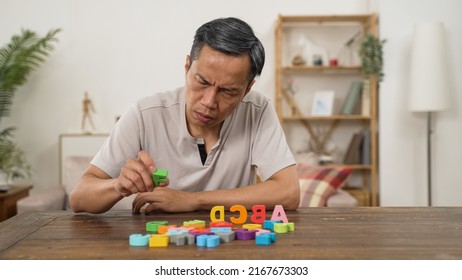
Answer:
132, 187, 198, 213
114, 150, 160, 196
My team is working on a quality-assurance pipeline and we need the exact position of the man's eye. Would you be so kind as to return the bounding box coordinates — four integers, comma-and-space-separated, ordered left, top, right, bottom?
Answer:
221, 89, 238, 97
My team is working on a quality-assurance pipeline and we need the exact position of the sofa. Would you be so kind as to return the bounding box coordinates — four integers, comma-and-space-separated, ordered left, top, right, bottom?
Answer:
17, 156, 356, 214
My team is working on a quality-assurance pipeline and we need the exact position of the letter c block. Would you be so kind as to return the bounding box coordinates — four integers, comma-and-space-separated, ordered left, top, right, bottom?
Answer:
229, 204, 247, 224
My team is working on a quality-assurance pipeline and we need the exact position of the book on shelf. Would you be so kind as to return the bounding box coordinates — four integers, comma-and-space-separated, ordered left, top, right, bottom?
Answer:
361, 79, 370, 116
343, 129, 371, 165
340, 81, 362, 115
311, 90, 335, 116
343, 132, 363, 164
360, 129, 371, 165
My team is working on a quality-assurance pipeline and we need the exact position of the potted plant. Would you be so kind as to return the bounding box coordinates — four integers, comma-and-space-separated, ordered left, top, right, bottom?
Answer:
0, 28, 60, 184
358, 33, 385, 116
359, 33, 386, 82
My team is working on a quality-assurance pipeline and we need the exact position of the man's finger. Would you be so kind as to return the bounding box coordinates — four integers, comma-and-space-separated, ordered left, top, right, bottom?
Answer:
138, 150, 156, 172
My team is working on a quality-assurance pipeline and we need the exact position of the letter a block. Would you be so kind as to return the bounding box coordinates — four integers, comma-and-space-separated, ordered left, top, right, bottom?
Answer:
270, 205, 288, 223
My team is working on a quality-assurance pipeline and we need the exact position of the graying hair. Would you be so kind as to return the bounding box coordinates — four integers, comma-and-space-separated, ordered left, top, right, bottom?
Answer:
190, 17, 265, 82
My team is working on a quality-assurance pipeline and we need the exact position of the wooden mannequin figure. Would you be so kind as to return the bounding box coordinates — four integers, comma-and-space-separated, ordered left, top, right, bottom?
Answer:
81, 91, 95, 132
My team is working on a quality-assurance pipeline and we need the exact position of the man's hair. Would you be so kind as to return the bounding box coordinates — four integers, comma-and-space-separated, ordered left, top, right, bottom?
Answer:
190, 17, 265, 82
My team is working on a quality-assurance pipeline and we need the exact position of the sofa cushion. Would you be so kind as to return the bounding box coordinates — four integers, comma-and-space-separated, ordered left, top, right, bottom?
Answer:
297, 164, 352, 207
17, 186, 67, 213
326, 189, 358, 207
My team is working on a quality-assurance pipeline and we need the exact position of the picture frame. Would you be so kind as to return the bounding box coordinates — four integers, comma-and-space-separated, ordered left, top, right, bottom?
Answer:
311, 90, 335, 116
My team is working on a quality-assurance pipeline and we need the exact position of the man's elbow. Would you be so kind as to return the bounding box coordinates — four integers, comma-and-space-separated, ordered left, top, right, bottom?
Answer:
282, 181, 300, 210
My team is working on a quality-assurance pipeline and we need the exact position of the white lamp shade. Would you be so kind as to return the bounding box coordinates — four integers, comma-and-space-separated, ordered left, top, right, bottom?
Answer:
409, 22, 450, 112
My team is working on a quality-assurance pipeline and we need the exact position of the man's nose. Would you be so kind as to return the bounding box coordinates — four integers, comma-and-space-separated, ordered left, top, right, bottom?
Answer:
201, 87, 218, 109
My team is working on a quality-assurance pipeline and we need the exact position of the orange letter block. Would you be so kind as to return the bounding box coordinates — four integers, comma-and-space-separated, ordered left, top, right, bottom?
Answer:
229, 205, 247, 224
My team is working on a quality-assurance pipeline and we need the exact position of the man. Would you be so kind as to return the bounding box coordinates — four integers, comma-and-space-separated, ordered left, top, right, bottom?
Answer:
69, 17, 300, 214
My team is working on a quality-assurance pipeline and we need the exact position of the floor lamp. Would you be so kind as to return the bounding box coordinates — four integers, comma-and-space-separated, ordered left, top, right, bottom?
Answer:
408, 22, 450, 206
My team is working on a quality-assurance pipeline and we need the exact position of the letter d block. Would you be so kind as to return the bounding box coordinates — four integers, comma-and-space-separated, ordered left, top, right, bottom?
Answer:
210, 206, 225, 222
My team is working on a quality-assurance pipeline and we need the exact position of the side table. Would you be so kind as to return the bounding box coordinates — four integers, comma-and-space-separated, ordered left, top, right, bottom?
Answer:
0, 185, 33, 222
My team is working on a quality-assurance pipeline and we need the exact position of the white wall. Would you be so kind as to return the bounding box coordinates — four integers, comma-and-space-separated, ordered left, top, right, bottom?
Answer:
1, 0, 461, 206
379, 0, 462, 206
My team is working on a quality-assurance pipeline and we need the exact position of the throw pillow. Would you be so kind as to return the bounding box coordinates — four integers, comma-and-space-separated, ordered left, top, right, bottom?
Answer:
297, 164, 352, 207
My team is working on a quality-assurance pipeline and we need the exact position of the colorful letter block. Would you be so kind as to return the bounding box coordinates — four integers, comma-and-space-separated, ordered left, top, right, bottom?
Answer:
215, 231, 236, 243
146, 221, 168, 233
196, 234, 220, 248
270, 205, 288, 223
273, 222, 295, 234
183, 220, 206, 229
169, 233, 195, 246
210, 206, 225, 222
149, 234, 169, 247
263, 220, 281, 231
129, 234, 151, 246
152, 168, 168, 186
209, 221, 234, 230
235, 229, 258, 240
242, 223, 262, 230
256, 232, 276, 246
250, 205, 266, 224
230, 205, 247, 224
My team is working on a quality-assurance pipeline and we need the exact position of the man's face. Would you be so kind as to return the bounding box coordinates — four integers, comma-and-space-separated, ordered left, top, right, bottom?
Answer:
184, 45, 255, 137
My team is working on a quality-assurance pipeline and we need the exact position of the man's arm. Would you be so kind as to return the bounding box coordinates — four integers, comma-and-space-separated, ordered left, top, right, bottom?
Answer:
69, 151, 159, 213
132, 164, 300, 213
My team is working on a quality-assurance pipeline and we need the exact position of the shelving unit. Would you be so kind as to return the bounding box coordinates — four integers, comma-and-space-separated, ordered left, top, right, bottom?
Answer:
275, 14, 379, 206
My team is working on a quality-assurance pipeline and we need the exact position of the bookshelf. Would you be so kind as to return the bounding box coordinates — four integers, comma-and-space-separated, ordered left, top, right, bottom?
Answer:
275, 14, 379, 206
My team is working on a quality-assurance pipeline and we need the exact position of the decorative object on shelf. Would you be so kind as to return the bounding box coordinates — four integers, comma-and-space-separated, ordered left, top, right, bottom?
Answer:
291, 55, 305, 66
0, 28, 60, 183
81, 91, 96, 132
359, 33, 386, 81
311, 90, 334, 116
408, 22, 450, 206
329, 59, 338, 66
293, 34, 328, 66
340, 81, 362, 115
338, 31, 361, 66
291, 34, 308, 66
282, 77, 298, 116
312, 54, 323, 66
307, 126, 337, 165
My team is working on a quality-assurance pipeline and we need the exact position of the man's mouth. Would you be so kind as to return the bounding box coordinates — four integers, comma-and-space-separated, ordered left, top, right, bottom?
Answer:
195, 111, 213, 123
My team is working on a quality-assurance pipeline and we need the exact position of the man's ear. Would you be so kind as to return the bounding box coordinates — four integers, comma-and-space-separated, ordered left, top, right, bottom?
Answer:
185, 55, 191, 74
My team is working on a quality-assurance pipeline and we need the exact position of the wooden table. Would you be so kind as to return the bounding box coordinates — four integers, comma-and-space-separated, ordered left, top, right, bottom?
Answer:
1, 207, 461, 260
0, 185, 32, 222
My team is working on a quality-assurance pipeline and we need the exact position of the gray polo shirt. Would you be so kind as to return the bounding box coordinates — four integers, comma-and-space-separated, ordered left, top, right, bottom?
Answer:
92, 87, 295, 192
